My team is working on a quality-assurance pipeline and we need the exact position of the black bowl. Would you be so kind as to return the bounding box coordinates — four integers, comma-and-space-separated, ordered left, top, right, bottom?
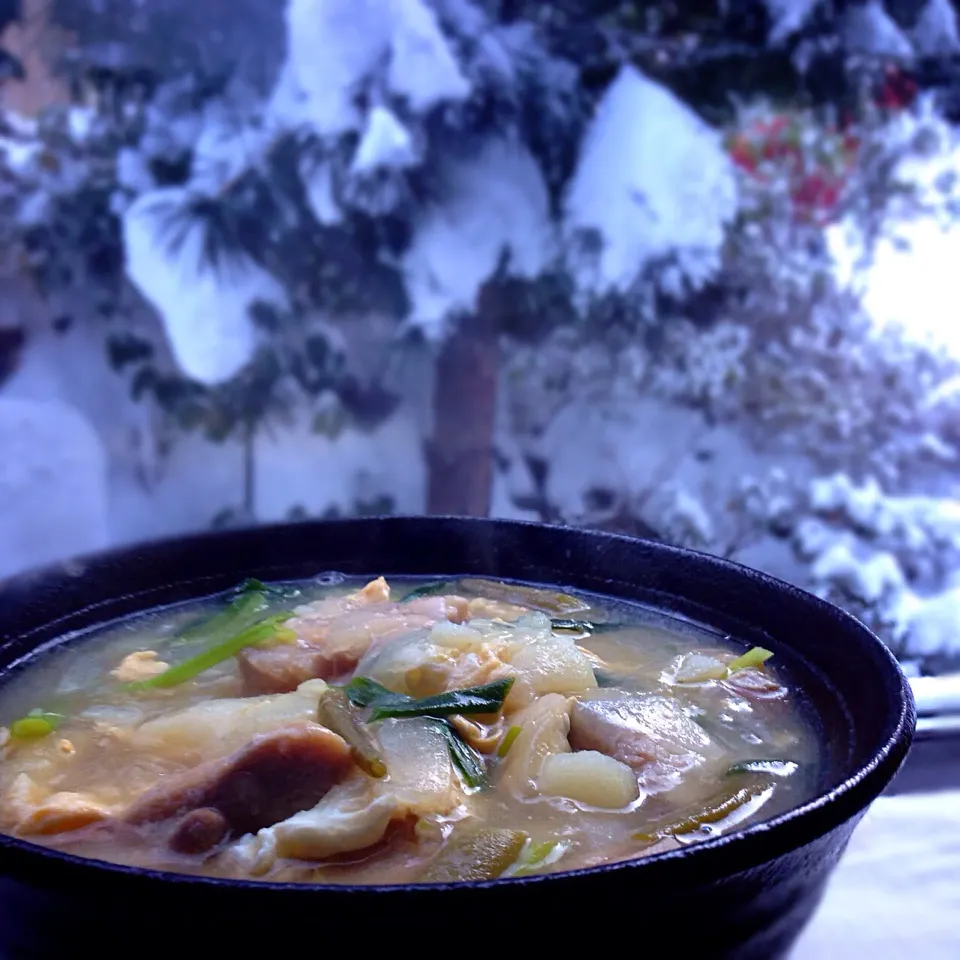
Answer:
0, 518, 914, 959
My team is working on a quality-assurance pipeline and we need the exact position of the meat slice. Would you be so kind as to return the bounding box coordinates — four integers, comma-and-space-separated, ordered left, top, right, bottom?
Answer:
237, 643, 343, 697
124, 723, 353, 852
238, 595, 468, 695
569, 691, 724, 792
170, 807, 230, 854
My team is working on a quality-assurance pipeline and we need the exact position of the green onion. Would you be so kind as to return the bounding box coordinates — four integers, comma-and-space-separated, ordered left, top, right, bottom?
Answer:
344, 677, 399, 708
505, 839, 569, 878
10, 709, 65, 739
420, 828, 527, 883
128, 613, 293, 691
726, 646, 774, 674
238, 578, 300, 600
317, 688, 387, 778
172, 578, 299, 648
173, 586, 270, 646
497, 724, 522, 758
368, 678, 514, 722
430, 720, 489, 789
344, 677, 501, 787
632, 785, 770, 844
400, 581, 448, 603
726, 760, 798, 778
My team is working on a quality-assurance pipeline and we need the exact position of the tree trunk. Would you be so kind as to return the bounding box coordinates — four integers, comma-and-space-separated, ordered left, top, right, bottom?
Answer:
426, 284, 500, 517
0, 0, 74, 117
241, 419, 256, 519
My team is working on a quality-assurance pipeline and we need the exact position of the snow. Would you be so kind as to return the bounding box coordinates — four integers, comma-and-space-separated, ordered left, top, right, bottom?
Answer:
794, 789, 960, 960
564, 65, 737, 298
826, 103, 960, 359
911, 672, 960, 713
841, 0, 914, 58
190, 98, 272, 194
764, 0, 821, 45
387, 0, 471, 110
0, 135, 42, 176
797, 472, 960, 656
890, 585, 960, 657
828, 214, 960, 358
402, 137, 554, 337
810, 473, 960, 545
910, 0, 960, 57
254, 406, 426, 521
278, 0, 469, 138
351, 106, 418, 174
66, 106, 96, 145
300, 157, 342, 225
0, 398, 109, 577
810, 539, 905, 604
658, 485, 716, 547
123, 188, 288, 385
0, 301, 429, 557
116, 147, 155, 194
281, 0, 391, 135
139, 81, 206, 162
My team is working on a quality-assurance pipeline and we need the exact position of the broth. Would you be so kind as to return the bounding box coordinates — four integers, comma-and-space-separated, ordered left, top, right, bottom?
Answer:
0, 575, 818, 883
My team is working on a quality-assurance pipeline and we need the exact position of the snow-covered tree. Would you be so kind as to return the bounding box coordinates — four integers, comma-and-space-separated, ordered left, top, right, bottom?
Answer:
2, 0, 751, 516
6, 0, 960, 673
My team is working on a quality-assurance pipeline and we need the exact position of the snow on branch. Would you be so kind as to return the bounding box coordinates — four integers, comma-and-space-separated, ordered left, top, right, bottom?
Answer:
402, 137, 554, 337
279, 0, 469, 138
123, 189, 287, 385
563, 64, 738, 301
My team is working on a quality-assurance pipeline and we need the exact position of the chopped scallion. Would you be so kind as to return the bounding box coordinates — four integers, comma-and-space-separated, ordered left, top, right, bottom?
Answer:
726, 646, 774, 674
128, 613, 293, 691
10, 709, 65, 739
497, 725, 522, 758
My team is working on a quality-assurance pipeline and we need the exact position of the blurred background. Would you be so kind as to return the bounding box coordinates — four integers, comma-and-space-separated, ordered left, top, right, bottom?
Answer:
3, 3, 960, 949
1, 0, 960, 693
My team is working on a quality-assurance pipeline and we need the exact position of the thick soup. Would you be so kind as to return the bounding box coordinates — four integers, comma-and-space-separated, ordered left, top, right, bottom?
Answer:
0, 576, 817, 882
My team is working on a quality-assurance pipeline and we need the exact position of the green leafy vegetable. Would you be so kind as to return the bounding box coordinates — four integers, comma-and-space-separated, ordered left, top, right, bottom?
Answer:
726, 760, 799, 778
172, 578, 300, 648
128, 613, 293, 691
400, 581, 448, 603
344, 677, 400, 709
726, 646, 774, 674
237, 578, 300, 600
317, 688, 387, 778
344, 677, 494, 788
497, 724, 522, 758
420, 828, 527, 882
430, 720, 489, 789
632, 784, 771, 844
367, 678, 515, 722
173, 581, 272, 647
9, 709, 65, 739
504, 839, 569, 878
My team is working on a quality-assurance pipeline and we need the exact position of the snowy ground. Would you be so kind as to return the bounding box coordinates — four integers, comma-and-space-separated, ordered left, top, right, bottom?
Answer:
794, 788, 960, 958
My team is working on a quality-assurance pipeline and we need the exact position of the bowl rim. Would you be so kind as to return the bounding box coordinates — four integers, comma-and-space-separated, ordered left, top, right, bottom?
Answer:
0, 516, 916, 897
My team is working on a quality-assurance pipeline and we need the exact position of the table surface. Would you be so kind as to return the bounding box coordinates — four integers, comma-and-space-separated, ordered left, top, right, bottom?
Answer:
792, 788, 960, 958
